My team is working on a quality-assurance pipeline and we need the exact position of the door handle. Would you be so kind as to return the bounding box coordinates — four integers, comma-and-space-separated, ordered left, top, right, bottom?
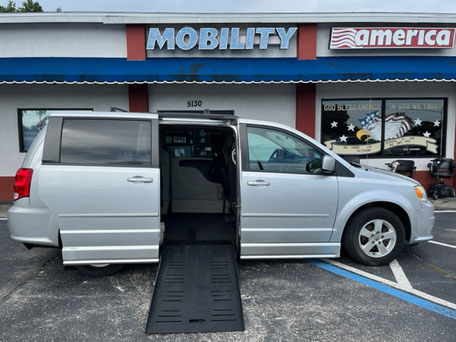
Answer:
127, 176, 154, 183
247, 180, 270, 187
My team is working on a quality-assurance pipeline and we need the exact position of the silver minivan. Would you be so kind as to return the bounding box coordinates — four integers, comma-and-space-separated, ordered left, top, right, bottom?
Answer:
8, 111, 435, 275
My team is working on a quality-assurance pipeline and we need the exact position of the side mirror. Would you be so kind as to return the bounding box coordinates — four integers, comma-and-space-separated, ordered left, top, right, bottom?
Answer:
321, 155, 336, 174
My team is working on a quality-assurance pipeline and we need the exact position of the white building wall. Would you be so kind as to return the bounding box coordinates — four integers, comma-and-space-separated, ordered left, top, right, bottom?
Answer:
315, 82, 455, 171
316, 24, 456, 57
148, 84, 296, 126
0, 23, 126, 58
0, 84, 129, 176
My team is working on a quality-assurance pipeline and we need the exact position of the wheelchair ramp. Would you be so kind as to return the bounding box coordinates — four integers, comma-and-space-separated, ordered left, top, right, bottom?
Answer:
146, 244, 244, 334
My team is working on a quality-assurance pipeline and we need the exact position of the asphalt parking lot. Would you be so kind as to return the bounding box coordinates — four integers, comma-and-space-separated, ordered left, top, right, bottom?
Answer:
0, 212, 455, 341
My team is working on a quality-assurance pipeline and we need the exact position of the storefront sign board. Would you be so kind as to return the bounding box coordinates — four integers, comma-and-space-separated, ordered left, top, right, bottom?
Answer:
147, 27, 297, 51
330, 27, 455, 49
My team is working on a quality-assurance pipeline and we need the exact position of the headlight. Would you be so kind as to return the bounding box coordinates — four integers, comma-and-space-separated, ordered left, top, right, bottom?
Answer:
414, 185, 427, 201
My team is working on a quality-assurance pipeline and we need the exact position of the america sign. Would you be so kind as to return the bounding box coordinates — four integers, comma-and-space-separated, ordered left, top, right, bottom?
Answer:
330, 27, 455, 49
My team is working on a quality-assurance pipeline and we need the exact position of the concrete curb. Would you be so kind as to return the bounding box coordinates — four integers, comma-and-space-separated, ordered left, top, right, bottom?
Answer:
0, 201, 12, 218
430, 197, 456, 211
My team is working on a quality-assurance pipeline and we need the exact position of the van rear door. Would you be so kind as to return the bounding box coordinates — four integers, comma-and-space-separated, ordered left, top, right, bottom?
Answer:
39, 114, 161, 265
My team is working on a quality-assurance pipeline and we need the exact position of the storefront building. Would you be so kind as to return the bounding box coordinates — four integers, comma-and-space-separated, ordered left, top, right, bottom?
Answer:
0, 12, 456, 199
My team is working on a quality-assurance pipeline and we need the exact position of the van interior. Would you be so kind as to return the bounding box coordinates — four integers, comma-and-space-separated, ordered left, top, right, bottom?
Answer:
159, 124, 238, 249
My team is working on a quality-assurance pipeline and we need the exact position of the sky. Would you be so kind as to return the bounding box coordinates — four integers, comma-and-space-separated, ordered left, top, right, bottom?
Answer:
2, 0, 456, 13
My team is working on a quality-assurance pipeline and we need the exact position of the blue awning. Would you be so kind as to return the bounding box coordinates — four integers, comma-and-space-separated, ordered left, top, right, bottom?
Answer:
0, 56, 455, 84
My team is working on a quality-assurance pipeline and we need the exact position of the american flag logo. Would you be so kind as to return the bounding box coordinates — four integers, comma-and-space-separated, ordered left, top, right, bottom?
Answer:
330, 28, 358, 49
359, 111, 412, 141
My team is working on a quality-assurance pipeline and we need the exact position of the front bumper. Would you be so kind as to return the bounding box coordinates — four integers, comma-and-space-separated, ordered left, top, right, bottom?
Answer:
409, 199, 435, 244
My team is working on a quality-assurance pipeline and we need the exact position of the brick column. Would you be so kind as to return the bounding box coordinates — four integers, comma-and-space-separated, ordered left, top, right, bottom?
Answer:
126, 24, 149, 112
296, 24, 317, 137
128, 84, 149, 112
0, 177, 14, 201
296, 84, 316, 137
297, 24, 317, 60
126, 24, 146, 60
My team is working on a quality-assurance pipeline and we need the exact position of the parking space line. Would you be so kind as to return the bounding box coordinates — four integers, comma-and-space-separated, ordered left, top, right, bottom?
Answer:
0, 218, 7, 221
428, 240, 456, 249
435, 210, 456, 213
314, 259, 456, 315
322, 259, 456, 310
389, 259, 413, 289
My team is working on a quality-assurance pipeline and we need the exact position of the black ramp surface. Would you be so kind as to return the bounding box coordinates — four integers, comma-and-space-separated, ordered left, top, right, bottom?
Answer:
146, 244, 244, 334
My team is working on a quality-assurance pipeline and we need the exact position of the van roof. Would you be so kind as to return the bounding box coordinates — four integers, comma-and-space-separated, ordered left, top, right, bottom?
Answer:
49, 111, 239, 121
49, 111, 157, 120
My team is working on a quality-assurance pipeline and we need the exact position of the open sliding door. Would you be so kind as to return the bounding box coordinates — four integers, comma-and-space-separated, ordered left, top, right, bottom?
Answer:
39, 113, 161, 265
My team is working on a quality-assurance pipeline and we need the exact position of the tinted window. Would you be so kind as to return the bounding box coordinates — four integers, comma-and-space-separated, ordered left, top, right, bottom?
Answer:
18, 109, 92, 152
247, 126, 323, 174
60, 119, 151, 166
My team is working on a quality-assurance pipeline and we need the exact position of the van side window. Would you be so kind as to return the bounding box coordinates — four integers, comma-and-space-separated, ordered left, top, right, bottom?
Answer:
60, 119, 151, 166
247, 126, 323, 174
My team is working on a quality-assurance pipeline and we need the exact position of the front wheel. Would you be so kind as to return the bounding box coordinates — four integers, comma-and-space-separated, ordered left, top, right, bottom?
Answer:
75, 264, 124, 276
343, 207, 405, 266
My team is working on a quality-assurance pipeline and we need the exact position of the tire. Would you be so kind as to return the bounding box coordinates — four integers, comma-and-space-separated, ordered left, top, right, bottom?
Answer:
75, 264, 124, 277
450, 189, 455, 198
432, 192, 439, 200
342, 207, 406, 266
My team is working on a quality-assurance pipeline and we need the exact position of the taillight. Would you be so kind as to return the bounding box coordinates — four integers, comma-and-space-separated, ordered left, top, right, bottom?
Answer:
13, 168, 33, 201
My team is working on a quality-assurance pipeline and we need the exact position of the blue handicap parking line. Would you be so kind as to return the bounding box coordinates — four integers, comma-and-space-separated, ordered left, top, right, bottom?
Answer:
309, 259, 456, 320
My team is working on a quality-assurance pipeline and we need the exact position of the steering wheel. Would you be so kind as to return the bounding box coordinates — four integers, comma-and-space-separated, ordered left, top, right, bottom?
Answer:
306, 158, 322, 174
268, 148, 283, 162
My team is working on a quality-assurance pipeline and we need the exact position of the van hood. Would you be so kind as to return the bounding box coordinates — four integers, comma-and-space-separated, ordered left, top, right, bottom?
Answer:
353, 164, 420, 186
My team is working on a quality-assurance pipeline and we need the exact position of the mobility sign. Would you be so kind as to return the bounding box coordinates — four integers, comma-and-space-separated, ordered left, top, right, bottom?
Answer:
147, 27, 297, 51
330, 27, 455, 49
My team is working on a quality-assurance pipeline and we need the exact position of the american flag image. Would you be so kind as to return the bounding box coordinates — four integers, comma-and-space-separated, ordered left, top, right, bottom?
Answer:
359, 111, 412, 141
330, 28, 358, 49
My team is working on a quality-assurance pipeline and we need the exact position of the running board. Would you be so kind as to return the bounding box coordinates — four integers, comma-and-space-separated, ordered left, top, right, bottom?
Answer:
146, 244, 244, 334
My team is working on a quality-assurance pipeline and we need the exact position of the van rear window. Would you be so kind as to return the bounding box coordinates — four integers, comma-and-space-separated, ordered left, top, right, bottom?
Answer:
60, 119, 151, 166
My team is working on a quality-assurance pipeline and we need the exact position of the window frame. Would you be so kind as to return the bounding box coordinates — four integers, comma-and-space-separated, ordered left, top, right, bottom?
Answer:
42, 117, 158, 168
17, 108, 93, 153
320, 97, 448, 159
242, 124, 333, 176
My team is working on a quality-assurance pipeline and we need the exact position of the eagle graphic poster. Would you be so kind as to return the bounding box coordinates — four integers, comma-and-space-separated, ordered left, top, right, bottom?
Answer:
322, 100, 442, 156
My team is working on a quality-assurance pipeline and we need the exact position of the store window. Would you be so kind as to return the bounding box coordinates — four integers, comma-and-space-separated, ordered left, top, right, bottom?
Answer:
383, 99, 444, 157
18, 109, 92, 152
321, 99, 446, 157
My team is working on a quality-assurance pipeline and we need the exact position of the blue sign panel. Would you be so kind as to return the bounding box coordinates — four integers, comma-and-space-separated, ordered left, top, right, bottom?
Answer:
146, 27, 297, 51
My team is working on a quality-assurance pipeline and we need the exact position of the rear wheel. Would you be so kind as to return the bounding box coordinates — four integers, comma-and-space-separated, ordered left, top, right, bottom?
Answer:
75, 264, 124, 276
343, 207, 405, 266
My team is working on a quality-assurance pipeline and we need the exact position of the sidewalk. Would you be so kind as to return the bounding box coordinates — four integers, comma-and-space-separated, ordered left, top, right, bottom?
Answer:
0, 202, 11, 218
1, 198, 456, 218
431, 197, 456, 211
